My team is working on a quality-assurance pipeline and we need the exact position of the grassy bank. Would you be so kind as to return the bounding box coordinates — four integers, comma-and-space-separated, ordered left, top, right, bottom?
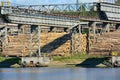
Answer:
0, 54, 110, 68
50, 54, 110, 68
0, 57, 21, 68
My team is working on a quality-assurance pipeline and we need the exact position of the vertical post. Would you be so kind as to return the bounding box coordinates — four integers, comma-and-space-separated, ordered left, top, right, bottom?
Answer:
22, 25, 25, 34
10, 28, 12, 35
88, 27, 91, 54
102, 23, 110, 34
5, 26, 8, 47
115, 24, 120, 30
93, 22, 96, 43
106, 23, 110, 33
71, 28, 74, 54
78, 24, 81, 53
18, 24, 22, 34
30, 25, 33, 57
38, 25, 41, 57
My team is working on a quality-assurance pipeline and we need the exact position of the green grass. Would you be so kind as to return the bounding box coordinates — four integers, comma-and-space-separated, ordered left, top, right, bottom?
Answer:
0, 57, 21, 64
52, 53, 107, 63
0, 57, 6, 62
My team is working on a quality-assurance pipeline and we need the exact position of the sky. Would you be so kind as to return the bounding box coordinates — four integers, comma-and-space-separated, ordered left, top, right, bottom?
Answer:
0, 0, 115, 5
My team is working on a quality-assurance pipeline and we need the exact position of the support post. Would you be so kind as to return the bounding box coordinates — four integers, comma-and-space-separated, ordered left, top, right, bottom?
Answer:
115, 24, 120, 30
71, 28, 74, 54
87, 26, 91, 54
93, 22, 96, 43
102, 23, 110, 34
106, 23, 110, 33
30, 25, 33, 57
88, 21, 96, 44
38, 25, 41, 57
22, 25, 25, 34
78, 25, 81, 53
18, 24, 22, 34
5, 26, 8, 47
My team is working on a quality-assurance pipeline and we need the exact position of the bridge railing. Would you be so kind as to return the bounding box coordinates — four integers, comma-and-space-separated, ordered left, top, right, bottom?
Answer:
1, 3, 98, 19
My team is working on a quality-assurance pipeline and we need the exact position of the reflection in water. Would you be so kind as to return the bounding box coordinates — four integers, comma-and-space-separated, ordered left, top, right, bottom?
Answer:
0, 68, 120, 80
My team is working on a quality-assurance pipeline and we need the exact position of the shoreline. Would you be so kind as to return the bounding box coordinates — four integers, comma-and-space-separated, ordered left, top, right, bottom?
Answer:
48, 60, 108, 68
0, 56, 111, 68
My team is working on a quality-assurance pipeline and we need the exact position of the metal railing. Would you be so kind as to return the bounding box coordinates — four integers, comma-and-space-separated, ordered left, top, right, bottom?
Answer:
1, 2, 98, 19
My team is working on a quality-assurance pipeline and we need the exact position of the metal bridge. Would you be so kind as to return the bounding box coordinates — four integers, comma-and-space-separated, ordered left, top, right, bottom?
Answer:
0, 2, 120, 57
0, 2, 96, 27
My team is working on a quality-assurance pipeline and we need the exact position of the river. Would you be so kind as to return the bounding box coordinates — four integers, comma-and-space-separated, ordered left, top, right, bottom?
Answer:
0, 68, 120, 80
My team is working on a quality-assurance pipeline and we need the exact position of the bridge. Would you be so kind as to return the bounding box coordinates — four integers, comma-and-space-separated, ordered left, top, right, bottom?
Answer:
0, 1, 120, 66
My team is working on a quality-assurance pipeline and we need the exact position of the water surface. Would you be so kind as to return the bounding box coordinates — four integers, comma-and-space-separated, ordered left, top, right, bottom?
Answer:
0, 68, 120, 80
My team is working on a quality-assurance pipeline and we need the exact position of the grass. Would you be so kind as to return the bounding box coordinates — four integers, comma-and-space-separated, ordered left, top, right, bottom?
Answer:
52, 54, 110, 68
52, 53, 107, 63
0, 57, 21, 68
0, 57, 6, 62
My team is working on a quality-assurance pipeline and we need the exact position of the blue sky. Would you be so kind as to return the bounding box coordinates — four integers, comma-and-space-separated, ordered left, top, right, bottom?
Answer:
1, 0, 97, 5
1, 0, 115, 5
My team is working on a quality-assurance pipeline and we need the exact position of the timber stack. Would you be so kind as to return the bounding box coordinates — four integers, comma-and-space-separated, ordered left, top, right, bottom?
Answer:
90, 29, 120, 56
1, 31, 87, 56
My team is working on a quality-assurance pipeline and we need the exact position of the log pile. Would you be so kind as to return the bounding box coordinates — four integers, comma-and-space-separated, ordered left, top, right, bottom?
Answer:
74, 34, 87, 53
2, 32, 87, 56
90, 29, 120, 55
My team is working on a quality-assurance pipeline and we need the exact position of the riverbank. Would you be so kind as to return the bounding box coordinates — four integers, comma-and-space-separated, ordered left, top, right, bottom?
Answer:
49, 54, 111, 68
0, 57, 21, 68
0, 54, 111, 68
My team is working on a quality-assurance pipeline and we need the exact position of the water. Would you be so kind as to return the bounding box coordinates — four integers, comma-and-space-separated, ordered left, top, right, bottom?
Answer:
0, 68, 120, 80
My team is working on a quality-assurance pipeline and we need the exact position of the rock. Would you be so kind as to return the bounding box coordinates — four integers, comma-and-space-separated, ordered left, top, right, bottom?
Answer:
10, 63, 21, 68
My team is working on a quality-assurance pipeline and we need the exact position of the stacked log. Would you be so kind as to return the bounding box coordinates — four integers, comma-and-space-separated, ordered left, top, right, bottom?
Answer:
90, 29, 120, 55
74, 34, 87, 53
2, 32, 87, 56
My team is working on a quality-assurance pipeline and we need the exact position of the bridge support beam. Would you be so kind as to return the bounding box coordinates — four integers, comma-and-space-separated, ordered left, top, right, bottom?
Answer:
115, 24, 120, 30
71, 27, 75, 54
88, 21, 97, 44
18, 24, 25, 34
87, 22, 97, 54
101, 23, 110, 34
78, 25, 82, 53
87, 26, 90, 54
106, 23, 110, 33
30, 25, 41, 57
5, 26, 8, 47
70, 24, 82, 54
30, 25, 37, 56
38, 25, 41, 57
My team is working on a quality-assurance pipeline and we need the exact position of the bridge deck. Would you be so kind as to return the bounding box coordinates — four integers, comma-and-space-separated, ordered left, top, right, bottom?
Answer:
0, 2, 120, 28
